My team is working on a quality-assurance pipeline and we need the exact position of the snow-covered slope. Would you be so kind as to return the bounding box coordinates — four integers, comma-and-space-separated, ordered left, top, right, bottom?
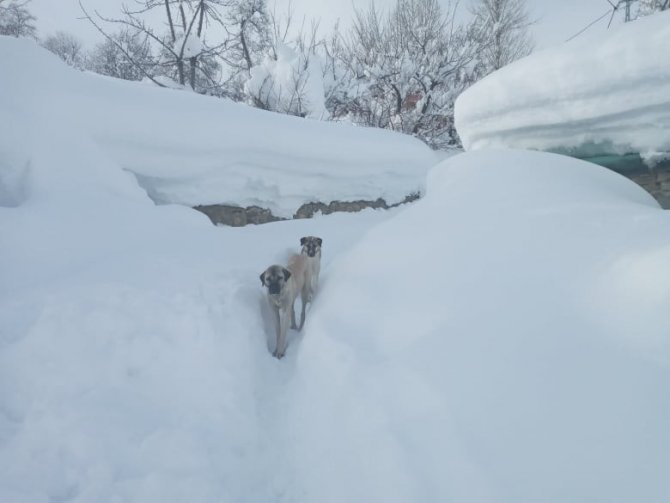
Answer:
454, 11, 670, 165
2, 34, 670, 503
0, 36, 436, 217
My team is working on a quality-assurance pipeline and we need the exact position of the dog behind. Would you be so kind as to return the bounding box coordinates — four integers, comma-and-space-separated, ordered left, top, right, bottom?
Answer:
300, 236, 322, 302
260, 253, 309, 359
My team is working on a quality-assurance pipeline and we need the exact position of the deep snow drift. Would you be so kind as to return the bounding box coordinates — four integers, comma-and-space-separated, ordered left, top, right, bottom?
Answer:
292, 149, 670, 503
454, 11, 670, 166
0, 37, 437, 218
2, 34, 670, 503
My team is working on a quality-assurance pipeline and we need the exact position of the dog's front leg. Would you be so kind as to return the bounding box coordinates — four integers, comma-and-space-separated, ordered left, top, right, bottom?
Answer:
306, 277, 314, 303
309, 271, 319, 302
272, 307, 282, 358
313, 264, 320, 293
298, 288, 307, 330
290, 298, 298, 330
276, 309, 291, 359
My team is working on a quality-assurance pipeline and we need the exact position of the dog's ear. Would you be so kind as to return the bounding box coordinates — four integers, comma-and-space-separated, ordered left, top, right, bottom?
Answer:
300, 237, 307, 246
259, 272, 266, 286
316, 238, 322, 246
282, 268, 291, 281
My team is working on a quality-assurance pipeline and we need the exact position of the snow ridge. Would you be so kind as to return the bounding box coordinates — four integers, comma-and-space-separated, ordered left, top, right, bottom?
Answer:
455, 11, 670, 161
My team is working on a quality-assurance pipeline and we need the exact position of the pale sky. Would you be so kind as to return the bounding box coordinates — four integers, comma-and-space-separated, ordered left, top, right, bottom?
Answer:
30, 0, 624, 50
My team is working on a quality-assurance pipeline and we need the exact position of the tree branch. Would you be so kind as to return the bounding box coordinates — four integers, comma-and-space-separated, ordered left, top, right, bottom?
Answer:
79, 1, 166, 87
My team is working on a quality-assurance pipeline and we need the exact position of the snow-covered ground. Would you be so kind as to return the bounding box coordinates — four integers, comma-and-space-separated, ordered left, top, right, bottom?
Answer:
455, 10, 670, 167
2, 36, 670, 503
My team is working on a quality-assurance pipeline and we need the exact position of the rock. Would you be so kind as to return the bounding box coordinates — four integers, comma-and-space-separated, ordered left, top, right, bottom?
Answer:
193, 193, 421, 227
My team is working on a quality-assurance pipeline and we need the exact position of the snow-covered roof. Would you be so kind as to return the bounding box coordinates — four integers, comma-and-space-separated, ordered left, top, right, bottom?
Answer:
454, 10, 670, 167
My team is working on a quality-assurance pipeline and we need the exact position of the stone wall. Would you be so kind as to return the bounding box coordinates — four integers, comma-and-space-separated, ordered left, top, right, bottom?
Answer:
193, 204, 283, 227
192, 162, 669, 228
627, 167, 670, 209
573, 153, 669, 209
194, 193, 420, 227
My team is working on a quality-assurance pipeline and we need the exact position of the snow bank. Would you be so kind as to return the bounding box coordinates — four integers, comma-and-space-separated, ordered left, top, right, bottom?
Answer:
290, 149, 670, 502
0, 36, 437, 218
455, 11, 670, 163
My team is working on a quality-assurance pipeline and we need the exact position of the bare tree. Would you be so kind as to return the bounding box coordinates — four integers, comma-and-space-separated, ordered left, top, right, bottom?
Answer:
0, 0, 36, 38
42, 31, 86, 69
470, 0, 534, 73
87, 28, 155, 81
80, 0, 225, 91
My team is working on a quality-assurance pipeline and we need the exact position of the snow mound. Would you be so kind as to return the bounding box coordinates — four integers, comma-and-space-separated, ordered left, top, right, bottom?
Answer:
290, 149, 670, 502
0, 36, 437, 218
454, 11, 670, 162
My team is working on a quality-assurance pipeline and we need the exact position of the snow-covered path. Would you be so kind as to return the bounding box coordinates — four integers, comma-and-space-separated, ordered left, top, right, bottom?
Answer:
0, 195, 399, 502
188, 210, 402, 501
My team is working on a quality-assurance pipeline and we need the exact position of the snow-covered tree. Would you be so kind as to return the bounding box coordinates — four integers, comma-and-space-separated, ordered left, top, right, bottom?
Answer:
241, 5, 329, 118
42, 31, 86, 70
0, 0, 36, 38
153, 27, 223, 93
470, 0, 534, 73
320, 23, 354, 119
80, 0, 226, 91
341, 0, 480, 148
220, 0, 272, 100
87, 28, 155, 81
637, 0, 670, 17
245, 41, 327, 118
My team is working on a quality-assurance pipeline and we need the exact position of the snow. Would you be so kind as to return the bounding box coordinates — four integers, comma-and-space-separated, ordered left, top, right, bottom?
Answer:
175, 32, 204, 58
0, 37, 436, 218
245, 42, 329, 120
2, 35, 670, 503
289, 150, 670, 503
454, 11, 670, 164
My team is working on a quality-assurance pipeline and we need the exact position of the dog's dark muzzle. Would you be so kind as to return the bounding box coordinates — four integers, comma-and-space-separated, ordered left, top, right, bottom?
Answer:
268, 283, 281, 295
304, 246, 318, 257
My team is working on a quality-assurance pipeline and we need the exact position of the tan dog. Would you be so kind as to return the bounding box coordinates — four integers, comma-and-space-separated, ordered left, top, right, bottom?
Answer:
300, 236, 322, 302
260, 254, 309, 359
